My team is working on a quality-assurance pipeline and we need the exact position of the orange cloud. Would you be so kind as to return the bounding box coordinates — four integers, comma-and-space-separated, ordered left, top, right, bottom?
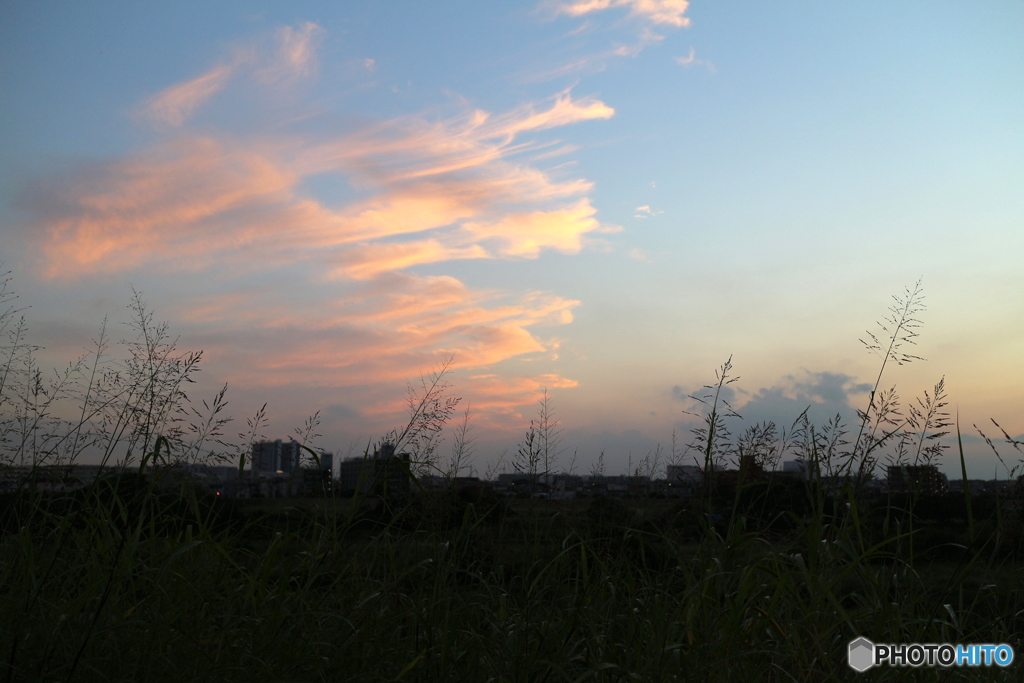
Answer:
464, 199, 600, 258
457, 373, 580, 419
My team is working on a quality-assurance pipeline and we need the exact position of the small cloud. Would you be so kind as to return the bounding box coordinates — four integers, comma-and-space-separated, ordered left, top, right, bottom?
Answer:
650, 181, 656, 189
675, 47, 716, 73
627, 247, 650, 261
258, 21, 324, 84
363, 58, 376, 71
675, 46, 697, 66
633, 205, 663, 218
556, 0, 692, 28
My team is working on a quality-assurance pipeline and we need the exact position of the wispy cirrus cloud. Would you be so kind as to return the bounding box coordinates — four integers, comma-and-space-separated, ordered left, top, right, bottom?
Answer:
526, 1, 688, 84
138, 61, 242, 127
136, 22, 324, 127
32, 89, 613, 279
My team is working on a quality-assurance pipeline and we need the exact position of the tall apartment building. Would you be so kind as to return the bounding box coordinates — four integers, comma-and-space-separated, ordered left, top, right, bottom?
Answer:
251, 440, 302, 476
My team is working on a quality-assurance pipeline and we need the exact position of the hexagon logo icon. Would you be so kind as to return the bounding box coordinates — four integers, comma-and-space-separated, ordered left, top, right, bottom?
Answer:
848, 637, 875, 672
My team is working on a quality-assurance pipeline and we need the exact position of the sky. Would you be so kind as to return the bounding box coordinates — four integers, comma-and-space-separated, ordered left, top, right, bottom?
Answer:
1, 1, 1022, 478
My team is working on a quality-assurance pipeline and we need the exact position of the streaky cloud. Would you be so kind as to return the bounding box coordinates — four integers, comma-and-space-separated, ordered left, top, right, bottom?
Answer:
137, 61, 240, 128
136, 21, 324, 128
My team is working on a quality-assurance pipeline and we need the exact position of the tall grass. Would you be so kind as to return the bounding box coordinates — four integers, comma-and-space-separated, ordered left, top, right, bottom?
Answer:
1, 277, 1022, 681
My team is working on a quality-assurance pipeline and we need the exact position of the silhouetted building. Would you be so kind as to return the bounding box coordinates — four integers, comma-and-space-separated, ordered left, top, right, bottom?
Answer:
319, 452, 333, 477
337, 444, 410, 496
666, 465, 703, 498
887, 464, 949, 495
781, 460, 810, 480
716, 455, 767, 487
252, 440, 302, 475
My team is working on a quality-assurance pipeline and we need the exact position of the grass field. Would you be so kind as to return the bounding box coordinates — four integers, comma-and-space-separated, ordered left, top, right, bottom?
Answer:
1, 476, 1022, 682
2, 276, 1022, 680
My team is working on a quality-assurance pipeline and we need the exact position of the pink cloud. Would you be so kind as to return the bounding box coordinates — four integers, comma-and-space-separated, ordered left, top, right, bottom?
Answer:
138, 62, 239, 127
37, 137, 296, 276
457, 373, 580, 419
176, 275, 580, 399
38, 89, 614, 279
20, 31, 612, 423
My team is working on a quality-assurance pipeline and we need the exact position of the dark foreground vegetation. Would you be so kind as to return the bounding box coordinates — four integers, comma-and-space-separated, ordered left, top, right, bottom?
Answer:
2, 274, 1023, 681
1, 474, 1023, 682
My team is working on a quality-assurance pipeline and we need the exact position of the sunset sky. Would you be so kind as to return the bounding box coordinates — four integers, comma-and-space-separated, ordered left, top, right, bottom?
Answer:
2, 1, 1022, 477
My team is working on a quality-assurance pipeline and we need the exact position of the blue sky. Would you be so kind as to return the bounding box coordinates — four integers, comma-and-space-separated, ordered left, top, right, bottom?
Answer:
2, 1, 1022, 477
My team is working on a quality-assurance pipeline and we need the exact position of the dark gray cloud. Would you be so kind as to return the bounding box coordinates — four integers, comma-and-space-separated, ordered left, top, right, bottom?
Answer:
802, 372, 872, 404
323, 402, 359, 420
671, 370, 872, 435
736, 371, 870, 431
